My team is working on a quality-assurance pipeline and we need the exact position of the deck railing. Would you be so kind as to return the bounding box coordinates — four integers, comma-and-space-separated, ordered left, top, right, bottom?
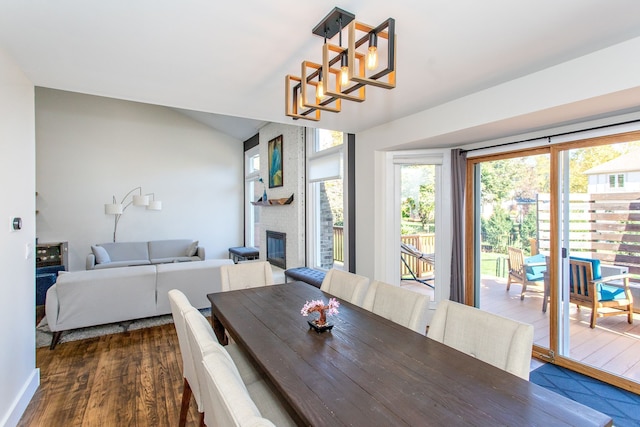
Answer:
333, 226, 344, 262
400, 234, 435, 279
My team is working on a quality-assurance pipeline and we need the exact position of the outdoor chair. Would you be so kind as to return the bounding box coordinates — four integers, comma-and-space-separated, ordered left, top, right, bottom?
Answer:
506, 246, 546, 300
427, 300, 534, 380
400, 242, 435, 288
566, 257, 634, 328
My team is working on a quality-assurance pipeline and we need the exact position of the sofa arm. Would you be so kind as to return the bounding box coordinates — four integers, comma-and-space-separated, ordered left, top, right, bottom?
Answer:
197, 246, 205, 260
45, 284, 60, 332
86, 253, 96, 270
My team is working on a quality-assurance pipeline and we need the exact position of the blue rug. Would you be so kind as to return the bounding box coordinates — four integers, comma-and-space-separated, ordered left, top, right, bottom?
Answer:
530, 363, 640, 426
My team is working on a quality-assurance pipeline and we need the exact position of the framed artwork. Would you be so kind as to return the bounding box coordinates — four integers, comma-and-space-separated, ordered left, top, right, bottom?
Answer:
268, 135, 283, 188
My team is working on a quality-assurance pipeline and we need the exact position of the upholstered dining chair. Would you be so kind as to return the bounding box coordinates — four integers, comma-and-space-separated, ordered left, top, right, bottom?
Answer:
187, 310, 296, 427
168, 289, 205, 427
201, 351, 277, 427
506, 246, 546, 300
361, 280, 430, 334
220, 260, 274, 291
170, 289, 261, 427
427, 300, 534, 380
320, 268, 370, 306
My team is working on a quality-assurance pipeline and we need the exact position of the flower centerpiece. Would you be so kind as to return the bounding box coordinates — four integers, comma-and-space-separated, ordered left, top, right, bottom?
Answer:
301, 298, 340, 333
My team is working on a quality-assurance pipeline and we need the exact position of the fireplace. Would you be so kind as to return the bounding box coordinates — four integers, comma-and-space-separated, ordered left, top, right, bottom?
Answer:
266, 230, 286, 269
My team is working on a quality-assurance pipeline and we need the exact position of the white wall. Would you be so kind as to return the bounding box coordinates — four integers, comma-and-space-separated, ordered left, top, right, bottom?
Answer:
0, 48, 38, 427
355, 35, 640, 289
258, 123, 306, 268
35, 88, 244, 271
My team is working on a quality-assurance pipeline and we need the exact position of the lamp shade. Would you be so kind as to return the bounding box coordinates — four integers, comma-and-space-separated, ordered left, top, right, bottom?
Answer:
132, 194, 150, 206
147, 200, 162, 211
105, 203, 124, 215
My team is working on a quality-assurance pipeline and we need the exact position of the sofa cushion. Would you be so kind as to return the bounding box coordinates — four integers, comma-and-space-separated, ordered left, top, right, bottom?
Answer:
188, 240, 199, 256
93, 259, 151, 269
92, 245, 111, 264
148, 239, 197, 261
99, 241, 149, 262
151, 256, 201, 265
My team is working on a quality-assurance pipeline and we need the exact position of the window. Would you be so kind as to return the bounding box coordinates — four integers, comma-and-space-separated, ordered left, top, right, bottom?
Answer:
618, 174, 625, 188
307, 129, 346, 270
244, 146, 261, 248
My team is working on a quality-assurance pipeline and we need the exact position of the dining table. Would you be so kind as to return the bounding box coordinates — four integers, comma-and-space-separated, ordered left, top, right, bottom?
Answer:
207, 281, 612, 426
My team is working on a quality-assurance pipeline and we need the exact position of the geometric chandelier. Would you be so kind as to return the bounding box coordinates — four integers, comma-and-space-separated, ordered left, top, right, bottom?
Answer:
285, 7, 396, 121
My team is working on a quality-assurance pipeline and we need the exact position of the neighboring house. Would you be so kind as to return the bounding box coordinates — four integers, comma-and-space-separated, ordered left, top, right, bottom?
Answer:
584, 151, 640, 193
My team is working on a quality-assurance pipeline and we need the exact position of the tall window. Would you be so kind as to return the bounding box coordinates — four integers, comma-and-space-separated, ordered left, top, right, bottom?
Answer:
307, 128, 346, 270
244, 146, 261, 248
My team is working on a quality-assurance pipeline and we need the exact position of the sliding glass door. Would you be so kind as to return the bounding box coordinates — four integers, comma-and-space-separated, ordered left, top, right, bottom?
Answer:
467, 132, 640, 393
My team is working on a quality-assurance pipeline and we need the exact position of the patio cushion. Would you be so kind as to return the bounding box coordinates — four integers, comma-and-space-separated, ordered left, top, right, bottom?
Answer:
598, 284, 627, 302
524, 253, 546, 281
569, 256, 603, 299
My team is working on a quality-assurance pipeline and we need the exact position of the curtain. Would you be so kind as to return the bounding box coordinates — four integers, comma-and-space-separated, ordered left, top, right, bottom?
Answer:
450, 149, 466, 303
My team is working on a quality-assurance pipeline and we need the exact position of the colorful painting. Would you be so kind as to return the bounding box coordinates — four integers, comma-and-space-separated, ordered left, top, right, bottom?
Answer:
268, 135, 283, 188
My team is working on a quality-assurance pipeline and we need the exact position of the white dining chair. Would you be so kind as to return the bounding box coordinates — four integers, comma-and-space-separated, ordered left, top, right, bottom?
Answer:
201, 351, 276, 427
320, 268, 370, 306
168, 289, 205, 427
220, 261, 274, 291
361, 280, 430, 334
190, 314, 297, 427
427, 299, 534, 380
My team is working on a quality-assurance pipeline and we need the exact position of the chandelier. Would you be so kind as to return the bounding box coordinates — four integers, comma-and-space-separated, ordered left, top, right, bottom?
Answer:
285, 7, 396, 121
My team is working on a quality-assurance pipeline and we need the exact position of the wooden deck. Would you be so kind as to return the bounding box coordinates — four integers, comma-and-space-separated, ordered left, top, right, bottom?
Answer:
401, 276, 640, 383
481, 276, 640, 383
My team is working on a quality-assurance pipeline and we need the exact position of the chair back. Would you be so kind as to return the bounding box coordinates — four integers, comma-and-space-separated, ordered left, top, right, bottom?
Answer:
184, 309, 233, 426
427, 300, 534, 380
320, 268, 370, 306
202, 351, 275, 427
220, 261, 274, 291
568, 258, 597, 305
507, 247, 526, 280
167, 289, 203, 410
362, 280, 429, 334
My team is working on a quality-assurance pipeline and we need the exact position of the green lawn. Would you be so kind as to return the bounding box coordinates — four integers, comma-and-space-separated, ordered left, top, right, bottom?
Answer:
480, 252, 508, 278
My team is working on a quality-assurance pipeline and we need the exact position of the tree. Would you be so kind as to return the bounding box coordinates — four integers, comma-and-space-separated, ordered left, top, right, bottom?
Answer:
418, 184, 435, 231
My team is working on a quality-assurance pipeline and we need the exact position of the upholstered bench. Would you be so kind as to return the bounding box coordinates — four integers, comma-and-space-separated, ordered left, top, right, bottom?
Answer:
228, 246, 259, 263
284, 267, 326, 289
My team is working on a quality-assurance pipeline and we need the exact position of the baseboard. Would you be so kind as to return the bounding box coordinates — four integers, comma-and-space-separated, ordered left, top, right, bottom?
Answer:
0, 368, 39, 427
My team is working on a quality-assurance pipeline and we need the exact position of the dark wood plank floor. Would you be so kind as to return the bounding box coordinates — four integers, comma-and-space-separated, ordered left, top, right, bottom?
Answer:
19, 322, 198, 426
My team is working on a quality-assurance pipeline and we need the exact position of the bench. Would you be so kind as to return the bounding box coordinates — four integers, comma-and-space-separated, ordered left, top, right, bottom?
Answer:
228, 247, 259, 263
284, 267, 326, 289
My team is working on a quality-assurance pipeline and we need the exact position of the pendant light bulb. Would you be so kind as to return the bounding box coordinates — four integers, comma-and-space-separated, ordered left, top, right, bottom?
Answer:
340, 53, 349, 87
366, 32, 378, 71
297, 87, 304, 110
316, 68, 325, 99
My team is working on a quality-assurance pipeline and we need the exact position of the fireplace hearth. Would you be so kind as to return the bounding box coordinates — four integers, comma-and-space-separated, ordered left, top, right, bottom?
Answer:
266, 231, 286, 269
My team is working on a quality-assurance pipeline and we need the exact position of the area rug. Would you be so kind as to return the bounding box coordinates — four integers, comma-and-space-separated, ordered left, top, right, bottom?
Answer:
36, 308, 210, 348
530, 363, 640, 427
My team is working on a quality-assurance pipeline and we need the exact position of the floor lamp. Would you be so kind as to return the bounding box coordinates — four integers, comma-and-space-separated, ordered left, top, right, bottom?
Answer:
104, 186, 162, 242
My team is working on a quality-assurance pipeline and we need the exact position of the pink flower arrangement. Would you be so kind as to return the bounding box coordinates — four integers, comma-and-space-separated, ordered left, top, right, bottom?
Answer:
301, 298, 340, 326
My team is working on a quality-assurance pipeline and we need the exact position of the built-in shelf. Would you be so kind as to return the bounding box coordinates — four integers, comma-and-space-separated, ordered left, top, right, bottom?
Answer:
251, 194, 294, 206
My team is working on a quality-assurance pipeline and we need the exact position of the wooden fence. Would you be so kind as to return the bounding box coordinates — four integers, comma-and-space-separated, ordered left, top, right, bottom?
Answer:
332, 228, 435, 279
537, 192, 640, 274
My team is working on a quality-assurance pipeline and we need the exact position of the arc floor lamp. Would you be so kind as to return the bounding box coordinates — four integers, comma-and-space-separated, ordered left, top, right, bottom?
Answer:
104, 186, 162, 242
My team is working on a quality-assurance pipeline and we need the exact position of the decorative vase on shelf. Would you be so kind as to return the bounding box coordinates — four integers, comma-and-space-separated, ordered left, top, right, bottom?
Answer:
259, 178, 268, 203
301, 298, 340, 333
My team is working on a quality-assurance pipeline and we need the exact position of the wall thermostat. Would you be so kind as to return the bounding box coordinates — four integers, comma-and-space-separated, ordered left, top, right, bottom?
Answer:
12, 217, 22, 230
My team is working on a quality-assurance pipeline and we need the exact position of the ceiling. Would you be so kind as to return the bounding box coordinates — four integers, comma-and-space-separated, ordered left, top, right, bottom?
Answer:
2, 1, 640, 142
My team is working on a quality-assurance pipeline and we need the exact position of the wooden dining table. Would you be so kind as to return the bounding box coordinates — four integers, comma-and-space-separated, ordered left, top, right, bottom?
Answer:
208, 282, 612, 427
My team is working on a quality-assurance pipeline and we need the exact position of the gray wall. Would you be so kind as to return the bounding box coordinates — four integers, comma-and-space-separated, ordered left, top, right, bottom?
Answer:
0, 47, 38, 427
35, 88, 244, 271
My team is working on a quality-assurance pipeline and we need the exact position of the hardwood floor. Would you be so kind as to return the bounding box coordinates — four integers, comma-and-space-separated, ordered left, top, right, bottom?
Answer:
19, 322, 198, 427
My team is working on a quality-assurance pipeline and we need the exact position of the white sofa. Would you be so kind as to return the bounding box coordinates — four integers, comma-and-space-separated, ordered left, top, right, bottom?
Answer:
45, 258, 233, 348
86, 239, 205, 269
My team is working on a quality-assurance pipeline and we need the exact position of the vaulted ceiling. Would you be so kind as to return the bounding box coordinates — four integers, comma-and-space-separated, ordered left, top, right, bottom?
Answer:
2, 1, 640, 141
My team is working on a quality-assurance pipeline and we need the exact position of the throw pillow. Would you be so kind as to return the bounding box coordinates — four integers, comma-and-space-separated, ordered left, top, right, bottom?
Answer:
187, 241, 199, 257
92, 245, 111, 264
